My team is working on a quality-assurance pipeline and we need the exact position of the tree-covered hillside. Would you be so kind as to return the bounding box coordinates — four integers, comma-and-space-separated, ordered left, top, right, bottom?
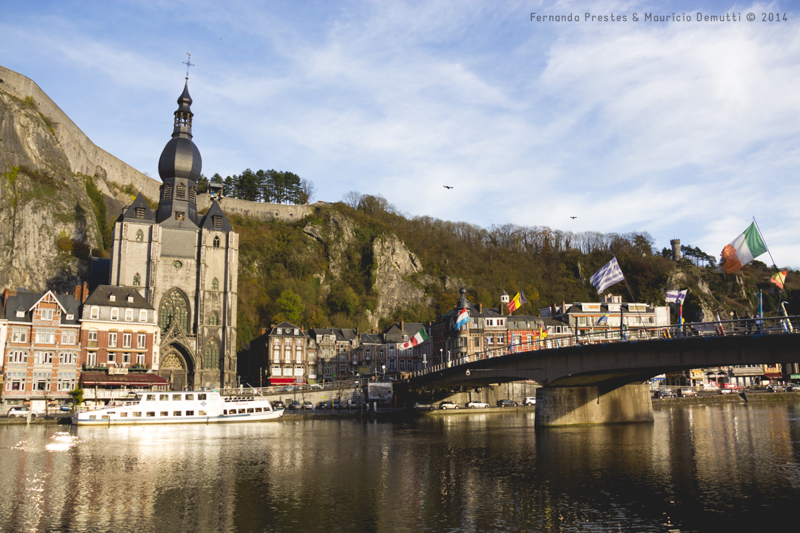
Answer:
228, 192, 799, 348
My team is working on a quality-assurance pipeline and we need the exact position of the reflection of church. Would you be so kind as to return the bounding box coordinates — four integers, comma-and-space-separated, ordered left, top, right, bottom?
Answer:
108, 80, 239, 390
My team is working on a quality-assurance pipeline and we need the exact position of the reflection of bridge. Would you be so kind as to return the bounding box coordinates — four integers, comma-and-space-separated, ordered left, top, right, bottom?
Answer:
400, 317, 800, 427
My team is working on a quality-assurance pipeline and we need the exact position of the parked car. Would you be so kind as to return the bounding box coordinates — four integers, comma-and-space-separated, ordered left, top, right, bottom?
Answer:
465, 401, 489, 409
787, 383, 800, 392
413, 402, 435, 411
653, 389, 676, 399
59, 405, 72, 412
439, 401, 459, 410
317, 400, 332, 409
497, 399, 518, 407
309, 384, 323, 390
678, 388, 697, 397
287, 401, 301, 410
301, 401, 314, 409
7, 407, 35, 418
718, 388, 734, 395
767, 384, 787, 392
272, 400, 285, 409
523, 397, 536, 406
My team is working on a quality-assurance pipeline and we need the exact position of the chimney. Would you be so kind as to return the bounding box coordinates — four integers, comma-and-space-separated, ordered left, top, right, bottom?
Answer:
401, 321, 404, 332
479, 303, 482, 313
82, 281, 89, 302
261, 327, 267, 335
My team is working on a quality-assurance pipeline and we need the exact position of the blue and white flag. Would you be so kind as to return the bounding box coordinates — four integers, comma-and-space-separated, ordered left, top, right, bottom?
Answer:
596, 312, 609, 325
455, 307, 471, 329
589, 257, 625, 294
665, 289, 688, 304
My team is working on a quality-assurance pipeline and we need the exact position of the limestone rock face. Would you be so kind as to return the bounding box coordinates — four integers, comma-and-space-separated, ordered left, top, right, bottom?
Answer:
325, 212, 357, 279
370, 234, 428, 328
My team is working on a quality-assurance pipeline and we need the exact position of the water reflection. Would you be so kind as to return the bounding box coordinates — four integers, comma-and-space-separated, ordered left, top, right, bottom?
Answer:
0, 405, 798, 532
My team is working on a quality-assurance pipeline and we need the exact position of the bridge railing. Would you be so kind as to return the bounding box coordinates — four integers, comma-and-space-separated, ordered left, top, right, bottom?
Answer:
407, 315, 796, 380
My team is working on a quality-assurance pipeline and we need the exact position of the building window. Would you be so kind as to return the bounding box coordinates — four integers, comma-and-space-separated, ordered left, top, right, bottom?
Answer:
162, 183, 172, 200
111, 308, 119, 321
176, 183, 186, 199
213, 236, 220, 248
88, 329, 98, 342
136, 353, 145, 365
139, 309, 147, 322
35, 330, 55, 344
211, 278, 219, 291
40, 308, 54, 321
34, 352, 54, 364
135, 228, 144, 241
204, 338, 220, 370
87, 352, 97, 366
133, 273, 141, 286
125, 309, 134, 321
8, 351, 27, 364
138, 333, 146, 349
189, 186, 197, 203
11, 331, 27, 343
108, 353, 115, 363
209, 312, 218, 326
159, 289, 190, 333
212, 216, 222, 230
175, 211, 185, 221
135, 208, 145, 220
109, 332, 118, 347
122, 353, 131, 364
123, 333, 132, 348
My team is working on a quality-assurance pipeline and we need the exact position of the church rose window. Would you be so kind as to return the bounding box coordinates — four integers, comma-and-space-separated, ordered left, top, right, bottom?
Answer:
204, 338, 220, 370
159, 289, 189, 333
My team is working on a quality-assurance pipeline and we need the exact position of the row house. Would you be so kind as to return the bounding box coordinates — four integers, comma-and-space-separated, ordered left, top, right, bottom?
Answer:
307, 327, 358, 381
382, 322, 428, 375
1, 289, 82, 411
356, 333, 384, 376
250, 322, 317, 386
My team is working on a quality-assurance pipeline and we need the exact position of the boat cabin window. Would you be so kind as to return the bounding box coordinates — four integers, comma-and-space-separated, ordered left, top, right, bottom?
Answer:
186, 394, 194, 400
223, 409, 228, 415
198, 394, 207, 400
160, 411, 168, 417
146, 412, 155, 417
172, 394, 181, 401
256, 407, 263, 413
173, 411, 181, 416
160, 394, 169, 401
247, 408, 254, 413
89, 415, 96, 420
146, 394, 155, 401
120, 412, 128, 417
133, 412, 142, 417
186, 410, 194, 416
199, 411, 207, 416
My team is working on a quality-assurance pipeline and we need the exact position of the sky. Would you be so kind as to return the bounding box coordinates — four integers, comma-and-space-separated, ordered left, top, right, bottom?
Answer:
2, 0, 799, 268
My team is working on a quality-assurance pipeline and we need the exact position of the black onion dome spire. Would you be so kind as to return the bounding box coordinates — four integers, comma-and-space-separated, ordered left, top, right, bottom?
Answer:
158, 81, 202, 182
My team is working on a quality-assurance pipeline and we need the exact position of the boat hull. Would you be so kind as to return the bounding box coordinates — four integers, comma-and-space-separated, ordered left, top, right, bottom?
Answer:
74, 409, 284, 426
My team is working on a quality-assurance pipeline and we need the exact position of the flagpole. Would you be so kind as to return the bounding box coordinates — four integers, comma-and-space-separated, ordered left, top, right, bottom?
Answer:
752, 217, 778, 268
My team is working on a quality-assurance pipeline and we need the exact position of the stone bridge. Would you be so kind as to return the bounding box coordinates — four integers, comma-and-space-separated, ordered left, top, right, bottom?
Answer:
399, 329, 800, 427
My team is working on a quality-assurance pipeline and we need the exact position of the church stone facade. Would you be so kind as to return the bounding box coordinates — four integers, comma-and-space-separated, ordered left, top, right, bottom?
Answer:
109, 81, 238, 390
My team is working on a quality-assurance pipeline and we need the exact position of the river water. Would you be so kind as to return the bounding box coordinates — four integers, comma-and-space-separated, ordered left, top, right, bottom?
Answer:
0, 402, 799, 532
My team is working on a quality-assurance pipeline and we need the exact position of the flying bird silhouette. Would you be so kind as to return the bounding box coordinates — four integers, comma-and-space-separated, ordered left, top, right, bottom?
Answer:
443, 185, 453, 189
570, 216, 577, 219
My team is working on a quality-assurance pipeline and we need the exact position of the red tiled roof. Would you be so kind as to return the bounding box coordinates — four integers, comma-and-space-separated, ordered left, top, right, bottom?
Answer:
80, 372, 168, 386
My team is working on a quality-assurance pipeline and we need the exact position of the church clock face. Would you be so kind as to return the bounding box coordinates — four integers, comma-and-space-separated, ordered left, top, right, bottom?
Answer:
173, 260, 182, 270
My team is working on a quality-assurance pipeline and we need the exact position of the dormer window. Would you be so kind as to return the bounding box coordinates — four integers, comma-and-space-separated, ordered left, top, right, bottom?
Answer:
127, 295, 134, 303
109, 294, 116, 302
212, 216, 222, 230
134, 207, 145, 219
66, 314, 74, 320
16, 310, 24, 318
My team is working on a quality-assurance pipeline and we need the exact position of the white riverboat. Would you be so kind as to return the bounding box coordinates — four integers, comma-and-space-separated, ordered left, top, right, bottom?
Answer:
73, 391, 283, 426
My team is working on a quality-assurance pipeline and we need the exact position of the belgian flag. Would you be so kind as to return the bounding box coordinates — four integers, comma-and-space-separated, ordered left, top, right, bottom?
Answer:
507, 290, 527, 313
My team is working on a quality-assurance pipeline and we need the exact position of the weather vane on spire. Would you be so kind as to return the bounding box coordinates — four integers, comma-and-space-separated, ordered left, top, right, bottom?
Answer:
182, 53, 194, 80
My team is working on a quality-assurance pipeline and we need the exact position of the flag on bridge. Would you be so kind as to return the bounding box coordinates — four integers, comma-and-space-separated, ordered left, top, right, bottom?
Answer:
455, 307, 471, 329
401, 328, 429, 349
771, 270, 787, 290
720, 222, 768, 274
507, 290, 527, 313
665, 289, 688, 304
589, 257, 625, 294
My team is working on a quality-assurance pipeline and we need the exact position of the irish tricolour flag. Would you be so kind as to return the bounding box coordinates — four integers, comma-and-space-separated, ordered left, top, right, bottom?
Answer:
401, 329, 429, 350
720, 222, 768, 274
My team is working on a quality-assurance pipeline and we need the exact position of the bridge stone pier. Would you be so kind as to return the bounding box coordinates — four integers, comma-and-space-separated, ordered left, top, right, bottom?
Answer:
535, 383, 653, 427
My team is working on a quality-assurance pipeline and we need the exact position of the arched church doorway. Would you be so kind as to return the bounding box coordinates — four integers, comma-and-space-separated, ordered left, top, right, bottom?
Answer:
158, 344, 195, 391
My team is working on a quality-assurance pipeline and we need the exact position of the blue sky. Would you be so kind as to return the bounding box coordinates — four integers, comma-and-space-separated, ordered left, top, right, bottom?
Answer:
3, 0, 800, 268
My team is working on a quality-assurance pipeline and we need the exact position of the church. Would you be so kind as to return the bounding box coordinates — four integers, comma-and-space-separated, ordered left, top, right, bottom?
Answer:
107, 79, 239, 390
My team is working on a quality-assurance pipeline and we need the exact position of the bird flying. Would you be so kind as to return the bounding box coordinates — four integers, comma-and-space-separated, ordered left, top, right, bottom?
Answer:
443, 185, 453, 189
570, 216, 577, 219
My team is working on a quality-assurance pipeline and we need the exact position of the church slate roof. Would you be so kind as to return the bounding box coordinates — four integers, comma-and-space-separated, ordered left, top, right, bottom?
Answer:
119, 193, 155, 223
199, 200, 233, 232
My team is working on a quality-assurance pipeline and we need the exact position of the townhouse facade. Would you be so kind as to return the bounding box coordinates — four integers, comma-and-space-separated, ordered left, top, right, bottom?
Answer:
250, 322, 317, 386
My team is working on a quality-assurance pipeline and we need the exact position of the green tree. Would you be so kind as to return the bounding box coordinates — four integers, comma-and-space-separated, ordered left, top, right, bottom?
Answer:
272, 289, 305, 325
70, 387, 84, 406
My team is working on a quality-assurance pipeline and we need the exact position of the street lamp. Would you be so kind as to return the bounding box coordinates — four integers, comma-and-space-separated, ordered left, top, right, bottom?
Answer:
439, 348, 443, 366
382, 364, 386, 381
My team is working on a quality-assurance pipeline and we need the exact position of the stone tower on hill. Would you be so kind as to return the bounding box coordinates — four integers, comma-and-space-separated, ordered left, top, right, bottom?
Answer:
109, 80, 239, 390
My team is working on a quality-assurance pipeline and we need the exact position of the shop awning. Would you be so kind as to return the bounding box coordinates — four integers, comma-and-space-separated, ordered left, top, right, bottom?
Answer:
80, 372, 168, 386
763, 372, 784, 379
268, 377, 297, 385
